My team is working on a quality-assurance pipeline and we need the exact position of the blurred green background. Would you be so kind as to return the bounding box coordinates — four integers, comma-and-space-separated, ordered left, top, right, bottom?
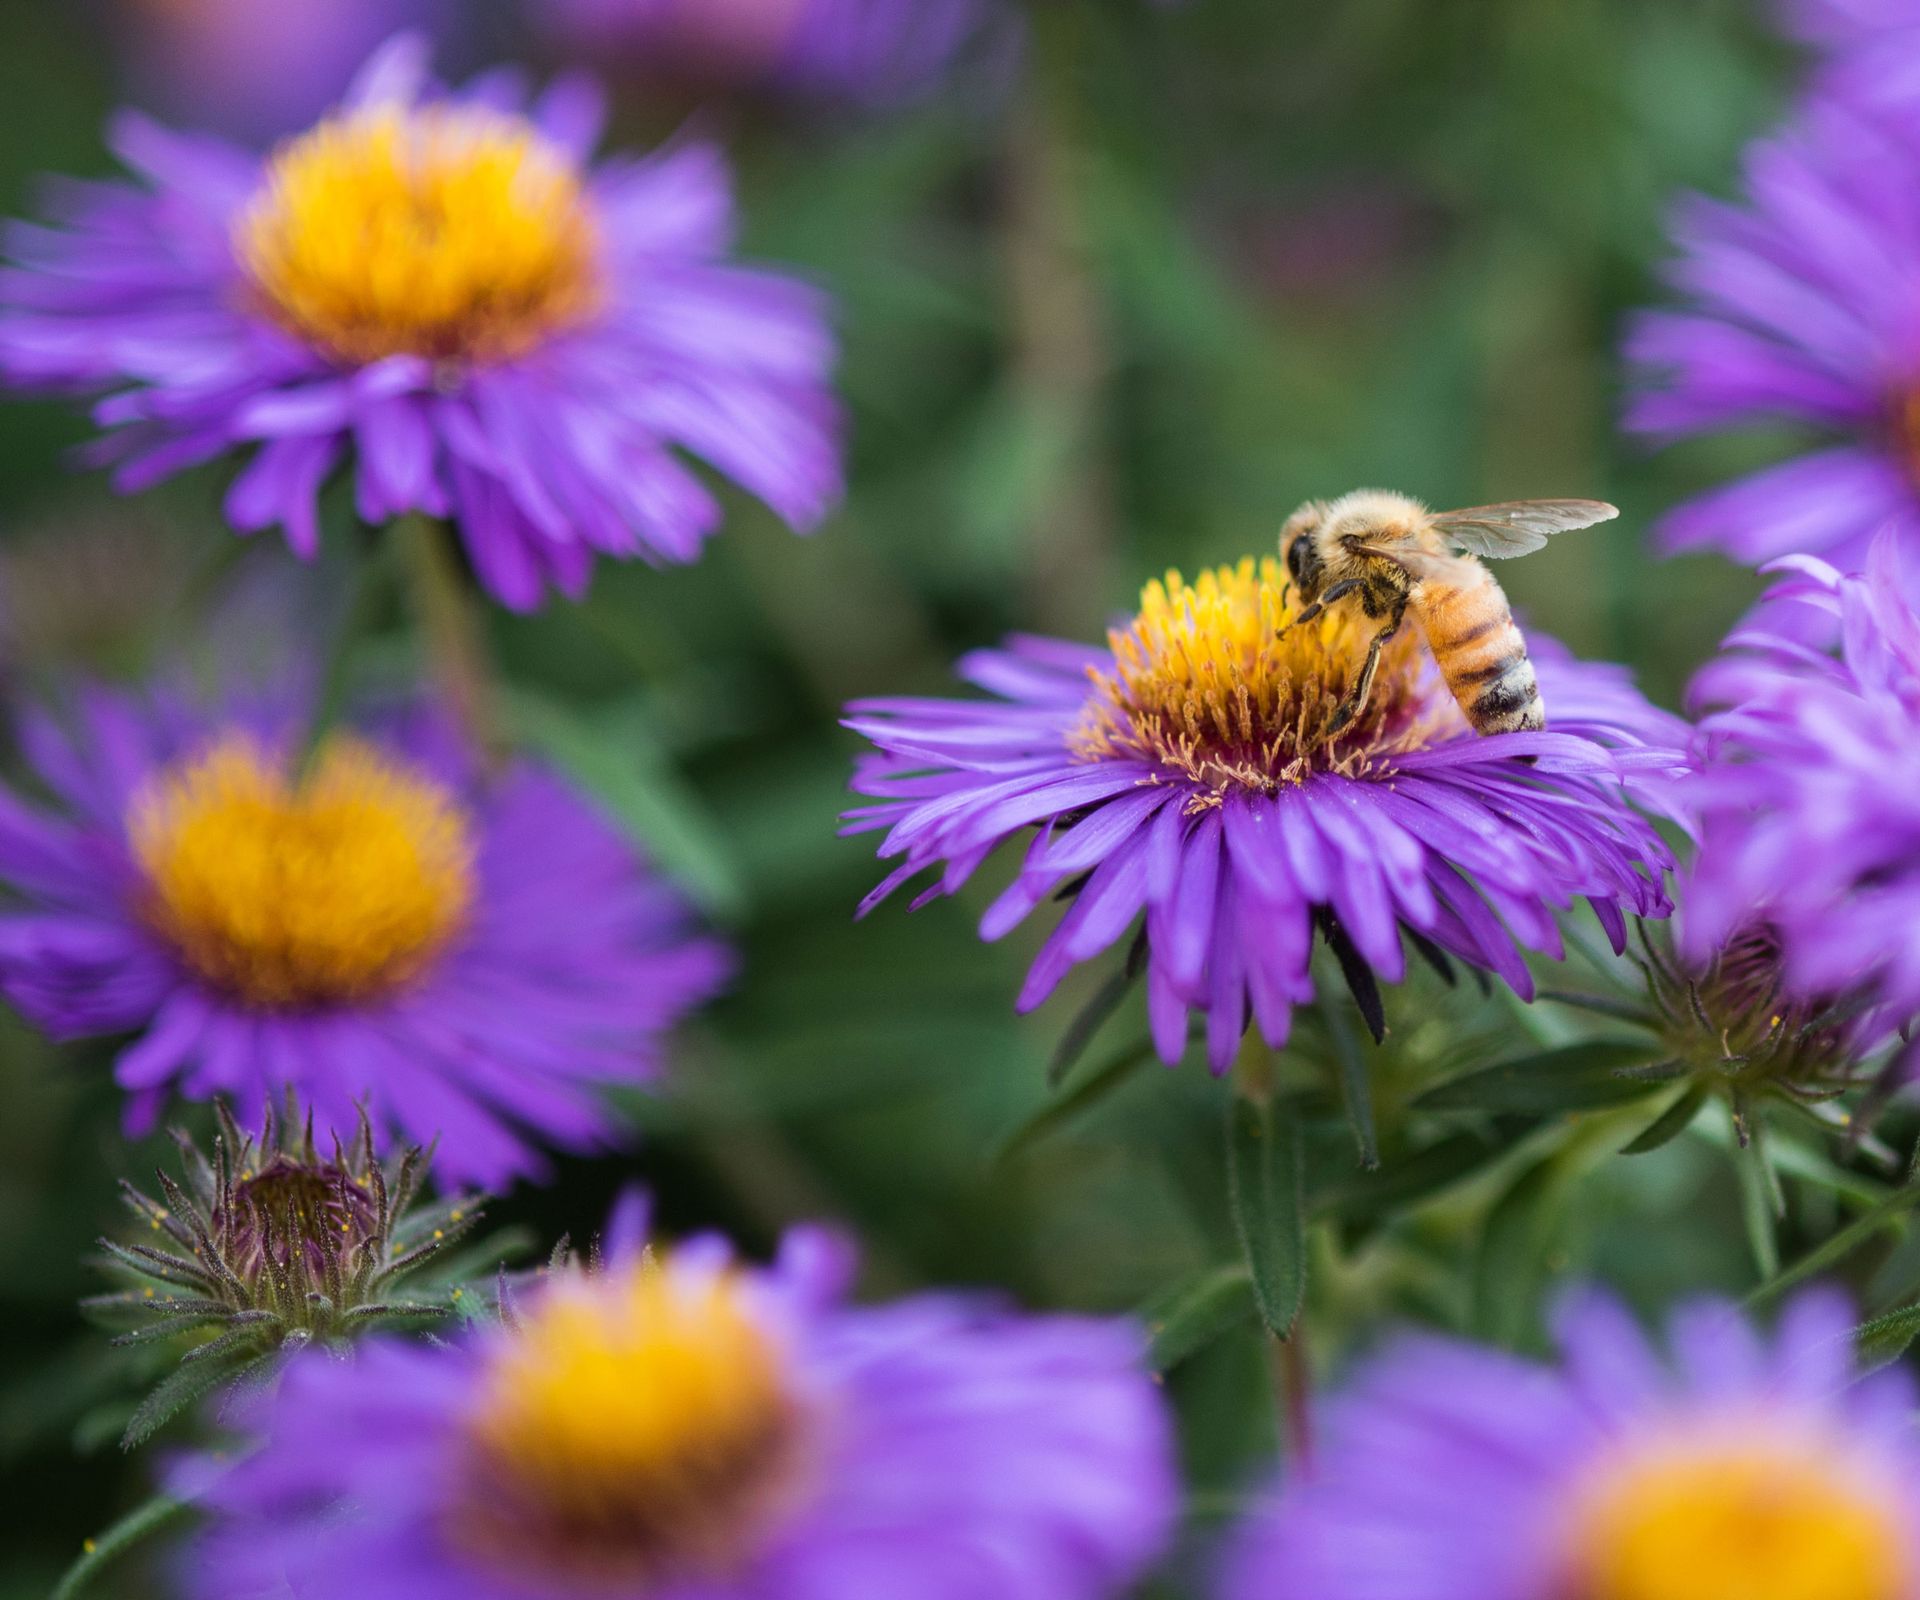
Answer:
0, 0, 1848, 1593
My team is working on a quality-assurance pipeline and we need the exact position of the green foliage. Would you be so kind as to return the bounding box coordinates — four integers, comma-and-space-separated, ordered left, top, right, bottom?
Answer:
1226, 1086, 1308, 1340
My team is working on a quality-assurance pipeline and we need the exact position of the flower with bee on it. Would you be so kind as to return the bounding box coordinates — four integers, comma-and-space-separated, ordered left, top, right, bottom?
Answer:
844, 554, 1686, 1076
90, 1096, 486, 1450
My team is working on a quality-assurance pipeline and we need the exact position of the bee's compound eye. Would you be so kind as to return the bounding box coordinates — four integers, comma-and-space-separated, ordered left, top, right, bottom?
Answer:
1286, 533, 1313, 582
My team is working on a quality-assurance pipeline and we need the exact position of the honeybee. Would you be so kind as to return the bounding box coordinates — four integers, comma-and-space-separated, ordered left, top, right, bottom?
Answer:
1281, 489, 1617, 736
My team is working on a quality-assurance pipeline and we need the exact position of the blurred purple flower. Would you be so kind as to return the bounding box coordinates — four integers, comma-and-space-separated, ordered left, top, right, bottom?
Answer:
112, 0, 456, 141
844, 557, 1683, 1075
1683, 533, 1920, 1068
535, 0, 999, 107
1625, 97, 1920, 587
1782, 0, 1920, 114
0, 36, 841, 610
0, 683, 729, 1187
1220, 1290, 1920, 1600
184, 1202, 1177, 1600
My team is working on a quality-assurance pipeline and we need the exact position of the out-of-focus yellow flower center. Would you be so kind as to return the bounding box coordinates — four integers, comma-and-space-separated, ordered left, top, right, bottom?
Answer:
130, 733, 475, 1008
1563, 1429, 1910, 1600
1071, 557, 1449, 800
236, 104, 603, 366
456, 1258, 809, 1585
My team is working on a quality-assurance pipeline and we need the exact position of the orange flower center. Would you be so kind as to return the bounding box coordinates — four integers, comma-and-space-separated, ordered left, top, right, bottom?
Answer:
236, 103, 604, 366
129, 732, 475, 1007
1071, 556, 1453, 801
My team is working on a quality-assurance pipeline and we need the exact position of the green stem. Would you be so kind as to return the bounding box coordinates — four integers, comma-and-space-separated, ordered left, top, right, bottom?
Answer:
298, 531, 376, 773
1003, 0, 1117, 634
52, 1494, 192, 1600
1231, 1035, 1313, 1465
1232, 1031, 1276, 1105
398, 514, 501, 763
1268, 1324, 1314, 1470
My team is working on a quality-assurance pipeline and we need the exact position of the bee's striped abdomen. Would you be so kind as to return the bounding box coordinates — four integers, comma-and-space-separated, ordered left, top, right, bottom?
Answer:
1413, 561, 1544, 734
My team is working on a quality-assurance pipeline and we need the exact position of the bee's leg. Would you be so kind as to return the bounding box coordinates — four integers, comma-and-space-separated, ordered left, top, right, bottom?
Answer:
1287, 578, 1363, 632
1327, 596, 1409, 734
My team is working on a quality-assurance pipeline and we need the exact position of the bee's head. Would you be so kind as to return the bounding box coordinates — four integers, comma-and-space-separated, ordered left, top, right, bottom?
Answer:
1321, 489, 1426, 550
1281, 502, 1326, 598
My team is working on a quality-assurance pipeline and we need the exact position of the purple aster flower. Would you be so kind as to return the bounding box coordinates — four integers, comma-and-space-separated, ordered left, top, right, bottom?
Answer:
1781, 0, 1920, 115
1682, 532, 1920, 1073
111, 0, 456, 141
844, 555, 1684, 1075
0, 35, 841, 611
183, 1198, 1178, 1600
1624, 95, 1920, 589
1219, 1289, 1920, 1600
0, 682, 730, 1187
534, 0, 998, 107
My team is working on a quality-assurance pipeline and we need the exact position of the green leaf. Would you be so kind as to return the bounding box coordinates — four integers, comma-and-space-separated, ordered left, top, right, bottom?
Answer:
1695, 1111, 1887, 1206
1047, 956, 1139, 1087
1318, 996, 1378, 1170
1321, 1121, 1540, 1233
1749, 1179, 1920, 1308
406, 1223, 539, 1290
1471, 1152, 1578, 1347
51, 1493, 192, 1600
1226, 1095, 1306, 1339
1414, 1040, 1670, 1115
1733, 1113, 1783, 1283
1620, 1082, 1710, 1155
990, 1038, 1156, 1165
121, 1345, 268, 1451
1141, 1264, 1255, 1372
503, 688, 745, 921
1857, 1302, 1920, 1375
1538, 989, 1658, 1026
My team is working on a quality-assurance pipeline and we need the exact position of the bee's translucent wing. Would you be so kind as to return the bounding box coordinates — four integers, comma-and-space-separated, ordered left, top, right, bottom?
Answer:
1429, 499, 1618, 559
1349, 542, 1454, 580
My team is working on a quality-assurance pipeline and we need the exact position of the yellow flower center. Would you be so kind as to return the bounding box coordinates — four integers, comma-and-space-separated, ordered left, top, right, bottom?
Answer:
129, 732, 475, 1008
1071, 557, 1452, 800
454, 1258, 811, 1586
1562, 1428, 1911, 1600
235, 104, 604, 366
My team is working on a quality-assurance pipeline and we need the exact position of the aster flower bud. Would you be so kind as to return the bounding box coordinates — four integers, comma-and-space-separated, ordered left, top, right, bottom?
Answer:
1546, 920, 1897, 1160
1644, 923, 1881, 1112
88, 1097, 486, 1449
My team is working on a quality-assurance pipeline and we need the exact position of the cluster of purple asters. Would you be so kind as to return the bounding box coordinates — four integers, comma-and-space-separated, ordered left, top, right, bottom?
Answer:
0, 35, 841, 610
180, 1197, 1178, 1600
0, 682, 729, 1187
845, 556, 1686, 1074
